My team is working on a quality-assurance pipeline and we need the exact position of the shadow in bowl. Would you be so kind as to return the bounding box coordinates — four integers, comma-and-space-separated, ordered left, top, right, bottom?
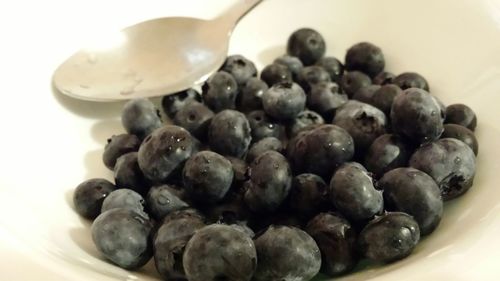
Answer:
84, 149, 113, 180
90, 119, 124, 145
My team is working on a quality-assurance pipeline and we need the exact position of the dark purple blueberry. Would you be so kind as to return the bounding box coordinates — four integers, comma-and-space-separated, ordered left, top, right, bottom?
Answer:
162, 208, 206, 225
244, 151, 292, 213
202, 71, 238, 112
114, 152, 150, 195
246, 110, 286, 142
364, 134, 412, 179
274, 54, 304, 79
260, 63, 293, 87
296, 65, 331, 93
306, 212, 358, 276
288, 124, 354, 179
101, 189, 149, 218
445, 103, 477, 131
391, 88, 444, 144
370, 84, 403, 116
379, 167, 443, 235
308, 81, 348, 121
153, 214, 205, 280
183, 224, 257, 281
246, 137, 283, 163
333, 100, 387, 154
237, 77, 268, 112
102, 134, 141, 170
340, 71, 372, 98
121, 98, 162, 139
262, 82, 306, 121
92, 208, 153, 269
221, 54, 257, 85
146, 185, 189, 221
373, 71, 395, 85
138, 125, 196, 183
442, 124, 478, 155
287, 109, 325, 137
73, 178, 116, 220
393, 72, 429, 91
410, 138, 476, 200
183, 151, 233, 204
161, 88, 201, 119
345, 42, 385, 78
289, 173, 328, 218
202, 188, 251, 224
328, 162, 383, 221
208, 109, 252, 158
316, 56, 344, 83
287, 28, 326, 66
253, 225, 321, 281
225, 156, 249, 184
173, 100, 214, 140
358, 212, 420, 263
352, 85, 381, 103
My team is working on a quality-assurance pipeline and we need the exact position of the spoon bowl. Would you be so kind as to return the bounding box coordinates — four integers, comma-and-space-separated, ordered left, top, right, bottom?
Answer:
53, 1, 261, 101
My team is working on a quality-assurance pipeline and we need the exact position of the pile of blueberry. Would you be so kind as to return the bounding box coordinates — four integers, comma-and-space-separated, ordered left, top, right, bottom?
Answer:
73, 28, 479, 281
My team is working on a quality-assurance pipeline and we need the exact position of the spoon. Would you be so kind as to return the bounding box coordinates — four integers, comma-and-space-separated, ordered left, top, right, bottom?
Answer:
53, 0, 262, 102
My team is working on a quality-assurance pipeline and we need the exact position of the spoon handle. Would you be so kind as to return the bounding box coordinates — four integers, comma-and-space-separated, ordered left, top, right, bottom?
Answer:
215, 0, 263, 28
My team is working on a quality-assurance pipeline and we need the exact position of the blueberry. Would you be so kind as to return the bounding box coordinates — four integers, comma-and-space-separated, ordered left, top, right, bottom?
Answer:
229, 222, 255, 238
340, 71, 372, 98
352, 85, 381, 104
183, 151, 234, 204
442, 124, 478, 155
306, 212, 357, 276
364, 134, 412, 179
121, 98, 162, 139
92, 208, 153, 269
445, 103, 477, 131
262, 82, 306, 121
162, 208, 206, 225
138, 125, 196, 183
345, 42, 385, 78
370, 84, 403, 117
393, 72, 430, 91
391, 88, 444, 144
328, 162, 383, 220
221, 54, 257, 85
316, 56, 344, 83
358, 212, 420, 263
379, 167, 443, 235
296, 65, 331, 93
101, 189, 149, 218
203, 188, 251, 224
208, 109, 252, 158
173, 100, 214, 140
202, 71, 238, 112
73, 178, 116, 220
236, 77, 268, 112
410, 138, 476, 200
161, 88, 201, 119
253, 225, 321, 281
225, 156, 249, 184
287, 28, 326, 66
373, 71, 395, 85
274, 54, 304, 79
289, 173, 328, 218
153, 214, 205, 280
244, 151, 292, 213
333, 100, 387, 153
114, 152, 149, 195
246, 137, 284, 163
246, 110, 285, 142
260, 63, 293, 87
308, 81, 348, 121
288, 109, 325, 137
146, 184, 189, 221
183, 224, 257, 281
102, 134, 141, 170
288, 124, 354, 179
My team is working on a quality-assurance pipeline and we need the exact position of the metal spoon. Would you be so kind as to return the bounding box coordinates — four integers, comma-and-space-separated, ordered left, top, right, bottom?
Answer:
53, 0, 262, 102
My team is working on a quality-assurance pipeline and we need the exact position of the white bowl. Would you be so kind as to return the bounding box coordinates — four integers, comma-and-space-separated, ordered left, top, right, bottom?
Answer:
1, 0, 500, 280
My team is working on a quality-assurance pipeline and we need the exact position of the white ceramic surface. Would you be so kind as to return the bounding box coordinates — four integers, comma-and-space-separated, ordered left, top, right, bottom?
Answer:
0, 0, 499, 280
